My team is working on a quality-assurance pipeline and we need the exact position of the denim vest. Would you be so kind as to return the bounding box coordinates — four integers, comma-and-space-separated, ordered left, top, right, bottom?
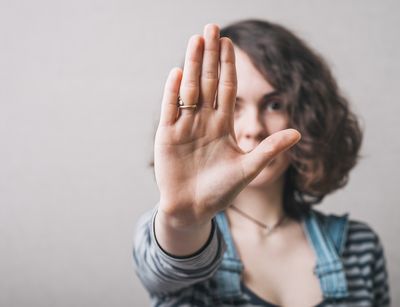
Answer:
213, 209, 349, 301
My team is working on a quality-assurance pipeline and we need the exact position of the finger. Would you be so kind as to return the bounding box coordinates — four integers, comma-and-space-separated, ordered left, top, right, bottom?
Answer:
199, 24, 220, 110
241, 129, 301, 180
216, 37, 237, 117
159, 67, 183, 126
179, 35, 204, 116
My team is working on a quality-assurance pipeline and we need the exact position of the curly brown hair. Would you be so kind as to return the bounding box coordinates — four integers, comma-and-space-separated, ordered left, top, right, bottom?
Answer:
221, 20, 363, 219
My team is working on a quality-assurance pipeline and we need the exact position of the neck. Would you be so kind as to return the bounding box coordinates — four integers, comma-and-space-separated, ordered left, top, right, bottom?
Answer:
228, 176, 286, 230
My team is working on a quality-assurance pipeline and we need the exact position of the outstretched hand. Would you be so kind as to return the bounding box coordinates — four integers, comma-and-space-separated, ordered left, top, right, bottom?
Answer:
154, 24, 301, 228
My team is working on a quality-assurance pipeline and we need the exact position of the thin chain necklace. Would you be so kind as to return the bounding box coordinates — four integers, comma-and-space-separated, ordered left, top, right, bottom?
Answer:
229, 205, 287, 233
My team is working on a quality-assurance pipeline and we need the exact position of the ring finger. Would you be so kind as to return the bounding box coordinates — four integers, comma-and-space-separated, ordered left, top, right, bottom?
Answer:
178, 35, 204, 131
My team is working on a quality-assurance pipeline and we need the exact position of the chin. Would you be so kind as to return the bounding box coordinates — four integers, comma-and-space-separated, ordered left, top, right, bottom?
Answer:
247, 156, 290, 188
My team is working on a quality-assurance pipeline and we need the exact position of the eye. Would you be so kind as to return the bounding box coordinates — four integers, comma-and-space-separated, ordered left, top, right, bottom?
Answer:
264, 100, 284, 112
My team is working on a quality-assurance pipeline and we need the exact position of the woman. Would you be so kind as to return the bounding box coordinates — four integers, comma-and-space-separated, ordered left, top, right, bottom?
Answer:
133, 20, 390, 306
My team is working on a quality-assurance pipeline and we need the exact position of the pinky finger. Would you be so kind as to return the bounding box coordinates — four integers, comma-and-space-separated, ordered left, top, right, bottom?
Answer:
159, 68, 183, 126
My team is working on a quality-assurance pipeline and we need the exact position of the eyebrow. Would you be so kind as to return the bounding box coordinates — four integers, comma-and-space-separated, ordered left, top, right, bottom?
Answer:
262, 91, 280, 100
236, 91, 280, 102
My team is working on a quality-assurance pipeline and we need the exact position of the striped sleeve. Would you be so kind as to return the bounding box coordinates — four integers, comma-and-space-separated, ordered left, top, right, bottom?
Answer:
344, 220, 391, 307
132, 205, 226, 297
371, 233, 390, 306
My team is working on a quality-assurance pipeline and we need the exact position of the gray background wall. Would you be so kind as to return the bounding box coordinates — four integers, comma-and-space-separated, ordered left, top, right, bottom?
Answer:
0, 0, 398, 306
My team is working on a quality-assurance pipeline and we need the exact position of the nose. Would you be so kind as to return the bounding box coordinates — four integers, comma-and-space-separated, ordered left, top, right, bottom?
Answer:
241, 107, 267, 140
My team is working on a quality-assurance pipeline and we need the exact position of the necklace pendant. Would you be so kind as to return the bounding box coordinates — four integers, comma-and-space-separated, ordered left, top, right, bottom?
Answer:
261, 226, 272, 237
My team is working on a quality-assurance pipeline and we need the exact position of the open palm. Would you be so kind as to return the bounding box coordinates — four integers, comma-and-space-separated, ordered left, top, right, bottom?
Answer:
154, 24, 300, 227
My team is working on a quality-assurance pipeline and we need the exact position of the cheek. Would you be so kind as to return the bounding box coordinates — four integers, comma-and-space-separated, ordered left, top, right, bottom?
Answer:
233, 116, 242, 137
233, 114, 288, 135
264, 114, 289, 134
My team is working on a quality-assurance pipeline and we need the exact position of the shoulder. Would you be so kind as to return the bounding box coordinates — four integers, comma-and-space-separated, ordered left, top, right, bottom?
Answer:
343, 218, 384, 258
310, 209, 385, 256
311, 209, 381, 244
346, 219, 381, 246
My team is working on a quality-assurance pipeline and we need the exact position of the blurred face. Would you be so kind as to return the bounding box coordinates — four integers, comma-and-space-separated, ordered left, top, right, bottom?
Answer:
234, 47, 290, 188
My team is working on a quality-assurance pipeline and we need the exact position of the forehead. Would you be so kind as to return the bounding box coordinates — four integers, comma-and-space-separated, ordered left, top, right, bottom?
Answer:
234, 47, 275, 97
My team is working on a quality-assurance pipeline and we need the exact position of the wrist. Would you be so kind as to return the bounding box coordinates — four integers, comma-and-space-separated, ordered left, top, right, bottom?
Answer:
154, 207, 214, 257
156, 206, 211, 233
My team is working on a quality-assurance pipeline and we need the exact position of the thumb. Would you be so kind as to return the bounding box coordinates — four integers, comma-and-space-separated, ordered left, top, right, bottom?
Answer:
241, 128, 301, 181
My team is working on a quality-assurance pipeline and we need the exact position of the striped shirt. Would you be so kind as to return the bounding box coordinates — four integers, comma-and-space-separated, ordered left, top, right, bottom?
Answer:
133, 205, 390, 306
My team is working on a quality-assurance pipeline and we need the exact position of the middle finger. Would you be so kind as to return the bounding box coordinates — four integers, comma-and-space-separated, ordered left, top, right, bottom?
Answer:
199, 24, 220, 110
